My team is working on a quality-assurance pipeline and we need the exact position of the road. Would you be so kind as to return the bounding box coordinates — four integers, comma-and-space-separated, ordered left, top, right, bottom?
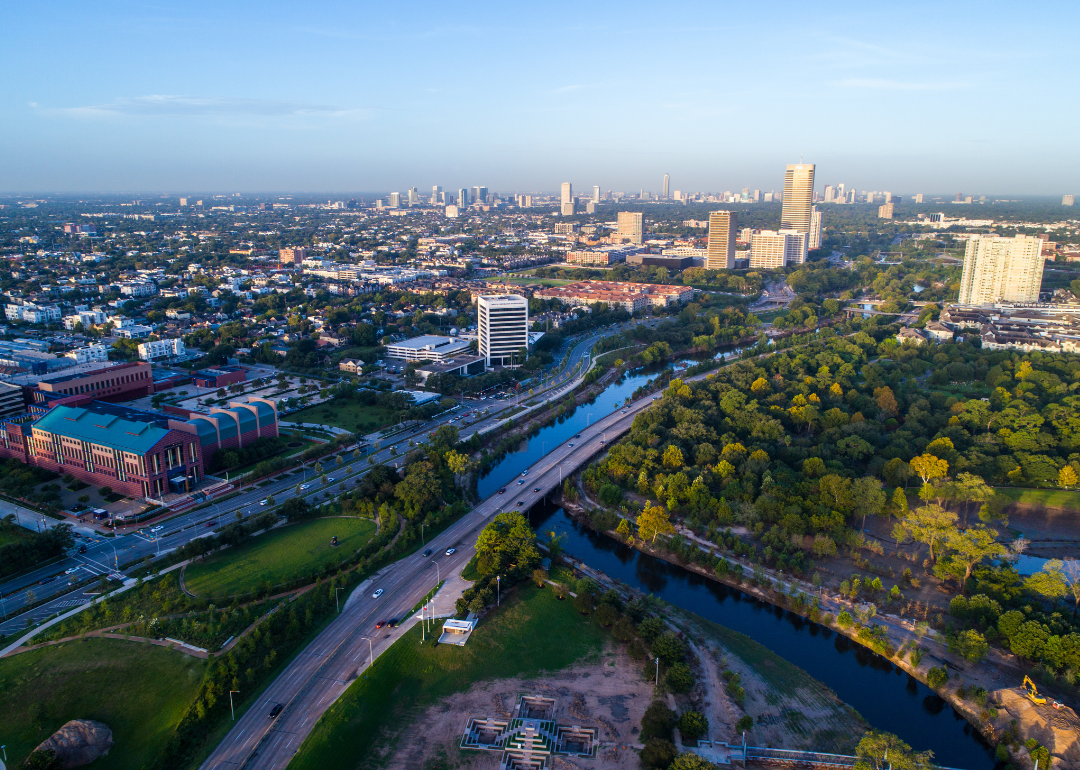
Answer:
200, 380, 661, 770
0, 323, 650, 635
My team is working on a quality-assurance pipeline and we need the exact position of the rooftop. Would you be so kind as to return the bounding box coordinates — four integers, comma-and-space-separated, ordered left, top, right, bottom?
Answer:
33, 402, 173, 454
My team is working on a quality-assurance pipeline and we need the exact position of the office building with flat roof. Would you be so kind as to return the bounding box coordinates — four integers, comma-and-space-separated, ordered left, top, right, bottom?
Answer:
615, 211, 644, 245
958, 235, 1045, 306
706, 211, 736, 269
478, 294, 529, 368
809, 206, 823, 249
781, 163, 815, 258
750, 230, 808, 269
384, 335, 472, 362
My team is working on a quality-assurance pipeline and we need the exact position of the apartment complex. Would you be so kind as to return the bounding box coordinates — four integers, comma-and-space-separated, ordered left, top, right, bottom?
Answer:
1064, 195, 1075, 207
138, 338, 185, 360
535, 280, 693, 314
280, 247, 309, 265
706, 211, 736, 270
809, 206, 823, 249
749, 230, 808, 269
478, 294, 529, 368
957, 234, 1045, 306
615, 212, 644, 245
878, 203, 894, 219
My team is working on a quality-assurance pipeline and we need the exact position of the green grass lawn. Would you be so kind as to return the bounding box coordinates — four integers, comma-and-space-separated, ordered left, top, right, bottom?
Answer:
184, 517, 376, 597
0, 639, 205, 769
461, 555, 480, 581
0, 522, 31, 548
996, 487, 1080, 508
288, 398, 397, 432
287, 583, 608, 770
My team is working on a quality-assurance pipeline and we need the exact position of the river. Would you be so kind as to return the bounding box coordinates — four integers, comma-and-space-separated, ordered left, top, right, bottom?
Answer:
477, 361, 998, 769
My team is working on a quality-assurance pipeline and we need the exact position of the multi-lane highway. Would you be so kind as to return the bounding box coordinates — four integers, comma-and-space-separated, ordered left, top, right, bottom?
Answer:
0, 324, 643, 636
201, 377, 661, 770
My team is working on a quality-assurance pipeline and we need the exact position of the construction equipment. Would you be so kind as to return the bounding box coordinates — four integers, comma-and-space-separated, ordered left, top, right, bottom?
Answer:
1023, 675, 1047, 705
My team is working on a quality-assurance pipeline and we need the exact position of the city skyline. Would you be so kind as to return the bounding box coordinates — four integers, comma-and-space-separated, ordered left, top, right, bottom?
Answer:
4, 2, 1079, 193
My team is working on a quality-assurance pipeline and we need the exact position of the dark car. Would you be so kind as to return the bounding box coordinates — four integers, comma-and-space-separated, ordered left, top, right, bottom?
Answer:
375, 620, 385, 629
423, 548, 432, 557
533, 487, 540, 492
78, 545, 88, 554
269, 703, 284, 718
387, 618, 397, 628
498, 487, 506, 494
40, 576, 55, 584
205, 520, 217, 527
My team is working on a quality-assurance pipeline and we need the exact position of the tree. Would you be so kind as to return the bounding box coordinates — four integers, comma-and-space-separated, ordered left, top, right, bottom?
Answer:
594, 603, 618, 626
22, 750, 63, 770
677, 710, 709, 742
1060, 465, 1078, 488
651, 630, 687, 665
671, 754, 719, 770
640, 700, 677, 741
637, 503, 675, 543
949, 629, 989, 662
854, 730, 934, 770
474, 511, 540, 579
852, 476, 886, 531
640, 739, 678, 769
531, 567, 548, 587
662, 445, 685, 469
1025, 559, 1080, 616
896, 504, 957, 561
910, 453, 948, 486
445, 449, 470, 476
394, 460, 442, 514
937, 526, 1005, 593
666, 662, 695, 693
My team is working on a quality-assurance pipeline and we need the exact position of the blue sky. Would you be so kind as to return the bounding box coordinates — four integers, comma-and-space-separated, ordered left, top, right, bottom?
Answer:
1, 0, 1076, 194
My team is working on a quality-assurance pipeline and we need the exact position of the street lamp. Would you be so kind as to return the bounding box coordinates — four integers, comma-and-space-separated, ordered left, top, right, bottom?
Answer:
359, 636, 374, 668
335, 586, 343, 613
230, 690, 239, 721
654, 657, 660, 686
431, 560, 440, 586
497, 575, 501, 607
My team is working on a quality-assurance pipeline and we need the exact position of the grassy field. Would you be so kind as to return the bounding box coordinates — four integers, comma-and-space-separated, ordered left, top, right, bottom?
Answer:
184, 517, 376, 597
996, 487, 1080, 508
288, 583, 608, 770
0, 639, 205, 769
288, 398, 397, 432
0, 522, 31, 548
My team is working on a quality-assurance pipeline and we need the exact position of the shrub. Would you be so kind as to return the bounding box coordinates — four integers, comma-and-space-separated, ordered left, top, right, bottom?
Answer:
612, 617, 637, 643
666, 662, 695, 693
677, 710, 708, 742
637, 616, 665, 642
640, 700, 677, 741
735, 714, 754, 733
640, 738, 678, 769
572, 591, 594, 615
593, 603, 618, 627
651, 631, 687, 665
927, 666, 949, 689
836, 611, 854, 628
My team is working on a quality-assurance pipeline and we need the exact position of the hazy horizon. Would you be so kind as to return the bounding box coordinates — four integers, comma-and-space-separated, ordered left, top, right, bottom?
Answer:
3, 0, 1077, 195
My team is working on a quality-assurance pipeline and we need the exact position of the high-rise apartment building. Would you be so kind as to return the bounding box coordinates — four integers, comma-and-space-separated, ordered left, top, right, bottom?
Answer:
472, 186, 488, 204
279, 247, 308, 265
478, 294, 529, 369
593, 185, 601, 203
809, 207, 823, 249
878, 203, 894, 219
407, 187, 419, 205
616, 212, 644, 245
663, 174, 670, 199
750, 230, 807, 269
958, 235, 1045, 306
914, 193, 924, 204
388, 192, 401, 208
458, 188, 469, 208
1065, 195, 1076, 207
561, 182, 573, 205
823, 185, 836, 203
781, 164, 815, 234
706, 211, 736, 270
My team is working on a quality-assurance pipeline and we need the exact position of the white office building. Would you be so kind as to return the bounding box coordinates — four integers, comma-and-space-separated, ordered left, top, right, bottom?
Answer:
478, 294, 529, 369
384, 335, 471, 363
706, 211, 736, 270
65, 344, 110, 365
138, 338, 186, 360
958, 235, 1045, 306
809, 207, 823, 249
750, 230, 808, 269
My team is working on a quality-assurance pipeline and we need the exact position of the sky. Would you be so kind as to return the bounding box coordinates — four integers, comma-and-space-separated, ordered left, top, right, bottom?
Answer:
1, 0, 1077, 195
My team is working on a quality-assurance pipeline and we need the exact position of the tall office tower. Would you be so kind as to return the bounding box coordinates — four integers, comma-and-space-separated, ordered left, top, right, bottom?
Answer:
878, 203, 894, 219
752, 190, 761, 203
407, 187, 419, 205
958, 235, 1045, 306
883, 192, 893, 203
809, 207, 823, 249
1064, 195, 1075, 206
673, 190, 683, 202
476, 186, 488, 203
388, 192, 402, 208
179, 197, 190, 206
823, 185, 835, 203
616, 211, 644, 244
956, 193, 964, 203
430, 185, 442, 204
750, 230, 808, 269
914, 193, 925, 204
781, 164, 815, 235
593, 185, 601, 203
458, 188, 469, 207
478, 294, 529, 369
866, 191, 875, 203
663, 174, 670, 199
561, 200, 576, 216
561, 182, 573, 205
847, 189, 857, 204
836, 183, 845, 199
586, 201, 597, 214
706, 211, 736, 270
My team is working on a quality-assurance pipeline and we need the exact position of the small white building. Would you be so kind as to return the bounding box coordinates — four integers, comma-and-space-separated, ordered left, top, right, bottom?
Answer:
65, 344, 110, 364
138, 338, 185, 360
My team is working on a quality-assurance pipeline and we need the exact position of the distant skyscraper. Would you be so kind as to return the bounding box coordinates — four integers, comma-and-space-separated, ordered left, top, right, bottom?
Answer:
878, 203, 894, 219
458, 188, 469, 207
445, 205, 459, 218
561, 200, 575, 216
616, 212, 644, 245
1064, 195, 1075, 206
914, 193, 925, 204
663, 174, 670, 199
388, 192, 402, 208
586, 201, 597, 214
706, 211, 736, 270
958, 235, 1045, 306
809, 207, 823, 249
781, 164, 815, 236
407, 187, 418, 205
179, 197, 190, 206
593, 185, 600, 203
478, 294, 529, 369
823, 185, 835, 203
477, 186, 488, 203
561, 182, 573, 205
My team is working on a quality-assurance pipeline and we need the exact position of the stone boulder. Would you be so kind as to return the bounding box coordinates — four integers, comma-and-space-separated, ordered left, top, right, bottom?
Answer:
34, 720, 113, 769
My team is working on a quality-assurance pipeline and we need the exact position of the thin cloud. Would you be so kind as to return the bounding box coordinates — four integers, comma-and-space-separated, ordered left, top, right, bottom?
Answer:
551, 84, 589, 94
36, 95, 359, 118
834, 78, 968, 91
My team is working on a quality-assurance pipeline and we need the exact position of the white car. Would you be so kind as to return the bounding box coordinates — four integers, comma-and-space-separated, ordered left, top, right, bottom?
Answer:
372, 588, 384, 598
445, 547, 456, 556
260, 498, 270, 506
300, 483, 311, 490
64, 567, 79, 575
150, 525, 164, 533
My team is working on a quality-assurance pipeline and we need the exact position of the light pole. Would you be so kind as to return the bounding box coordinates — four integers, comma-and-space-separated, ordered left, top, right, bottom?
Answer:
654, 657, 659, 686
111, 544, 118, 571
497, 575, 501, 607
336, 586, 343, 613
420, 523, 424, 544
431, 560, 440, 586
230, 690, 239, 720
360, 636, 374, 668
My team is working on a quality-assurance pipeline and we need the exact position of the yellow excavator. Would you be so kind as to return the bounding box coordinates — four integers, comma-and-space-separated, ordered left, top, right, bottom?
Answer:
1023, 676, 1047, 705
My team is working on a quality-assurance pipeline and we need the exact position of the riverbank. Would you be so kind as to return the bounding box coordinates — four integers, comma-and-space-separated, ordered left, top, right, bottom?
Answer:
557, 497, 1080, 768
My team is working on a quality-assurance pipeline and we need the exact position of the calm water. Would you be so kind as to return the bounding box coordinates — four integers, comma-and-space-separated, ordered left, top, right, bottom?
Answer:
478, 363, 998, 768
